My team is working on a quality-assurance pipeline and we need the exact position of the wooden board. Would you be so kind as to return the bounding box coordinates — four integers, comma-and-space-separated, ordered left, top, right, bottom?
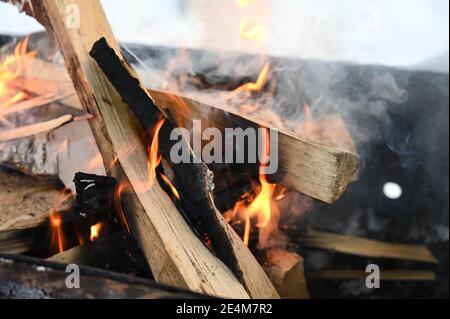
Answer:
298, 231, 438, 263
149, 89, 359, 203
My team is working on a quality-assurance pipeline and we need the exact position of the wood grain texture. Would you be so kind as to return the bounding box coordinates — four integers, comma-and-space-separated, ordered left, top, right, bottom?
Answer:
149, 89, 359, 203
0, 170, 73, 232
298, 231, 438, 263
22, 0, 249, 298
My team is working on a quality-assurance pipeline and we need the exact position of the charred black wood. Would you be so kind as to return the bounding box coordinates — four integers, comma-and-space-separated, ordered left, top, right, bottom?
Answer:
89, 37, 243, 282
74, 172, 116, 219
48, 231, 152, 278
0, 254, 204, 299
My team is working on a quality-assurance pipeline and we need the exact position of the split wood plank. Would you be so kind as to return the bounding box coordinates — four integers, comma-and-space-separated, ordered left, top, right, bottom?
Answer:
298, 231, 438, 263
148, 89, 359, 203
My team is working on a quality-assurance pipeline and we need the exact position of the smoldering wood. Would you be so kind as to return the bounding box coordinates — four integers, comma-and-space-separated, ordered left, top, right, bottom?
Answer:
6, 54, 358, 202
15, 0, 262, 298
0, 254, 204, 299
148, 89, 359, 204
0, 227, 44, 254
297, 231, 438, 264
74, 172, 116, 219
90, 37, 243, 283
90, 36, 278, 298
47, 231, 152, 277
0, 169, 73, 232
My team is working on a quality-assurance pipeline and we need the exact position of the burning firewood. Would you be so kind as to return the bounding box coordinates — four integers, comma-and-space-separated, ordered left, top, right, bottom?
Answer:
9, 0, 279, 298
48, 231, 152, 277
6, 52, 359, 204
148, 89, 359, 204
297, 231, 438, 264
0, 254, 203, 299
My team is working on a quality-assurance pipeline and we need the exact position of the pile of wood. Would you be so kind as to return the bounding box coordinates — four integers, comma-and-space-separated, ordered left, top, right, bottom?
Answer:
0, 0, 438, 299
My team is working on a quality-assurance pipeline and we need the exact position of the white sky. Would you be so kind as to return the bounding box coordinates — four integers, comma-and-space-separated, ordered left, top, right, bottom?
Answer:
0, 0, 448, 69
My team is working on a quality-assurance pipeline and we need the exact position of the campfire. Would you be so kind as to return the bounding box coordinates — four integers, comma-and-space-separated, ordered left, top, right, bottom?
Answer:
0, 0, 446, 300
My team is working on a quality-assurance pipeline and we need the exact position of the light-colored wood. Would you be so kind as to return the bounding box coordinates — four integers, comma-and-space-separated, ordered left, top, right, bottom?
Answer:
149, 89, 359, 203
298, 231, 438, 264
0, 170, 73, 232
0, 114, 73, 142
262, 249, 310, 299
9, 57, 359, 204
19, 0, 254, 298
310, 270, 436, 281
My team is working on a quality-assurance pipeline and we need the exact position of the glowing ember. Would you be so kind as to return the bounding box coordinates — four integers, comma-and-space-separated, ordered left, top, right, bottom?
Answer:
89, 222, 103, 242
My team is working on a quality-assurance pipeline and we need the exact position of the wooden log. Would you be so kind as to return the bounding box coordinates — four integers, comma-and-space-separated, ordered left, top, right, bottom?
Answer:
148, 89, 359, 203
10, 0, 262, 298
89, 38, 278, 298
0, 254, 204, 299
261, 249, 310, 299
8, 56, 358, 203
0, 169, 73, 232
0, 132, 59, 177
298, 231, 438, 264
309, 270, 436, 281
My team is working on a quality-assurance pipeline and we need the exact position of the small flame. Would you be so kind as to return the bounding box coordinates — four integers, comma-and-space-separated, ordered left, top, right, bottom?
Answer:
114, 181, 131, 235
89, 222, 102, 242
225, 128, 280, 248
160, 172, 181, 200
50, 213, 65, 253
147, 118, 165, 185
48, 190, 72, 253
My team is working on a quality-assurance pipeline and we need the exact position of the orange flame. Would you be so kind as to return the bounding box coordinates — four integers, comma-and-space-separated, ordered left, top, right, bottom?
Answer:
0, 37, 35, 112
89, 222, 103, 242
160, 172, 181, 200
48, 189, 73, 253
224, 128, 280, 248
114, 181, 132, 235
147, 118, 165, 185
50, 213, 65, 253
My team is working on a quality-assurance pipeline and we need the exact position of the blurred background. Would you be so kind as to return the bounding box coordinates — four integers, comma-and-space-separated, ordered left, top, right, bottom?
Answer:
0, 0, 448, 71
